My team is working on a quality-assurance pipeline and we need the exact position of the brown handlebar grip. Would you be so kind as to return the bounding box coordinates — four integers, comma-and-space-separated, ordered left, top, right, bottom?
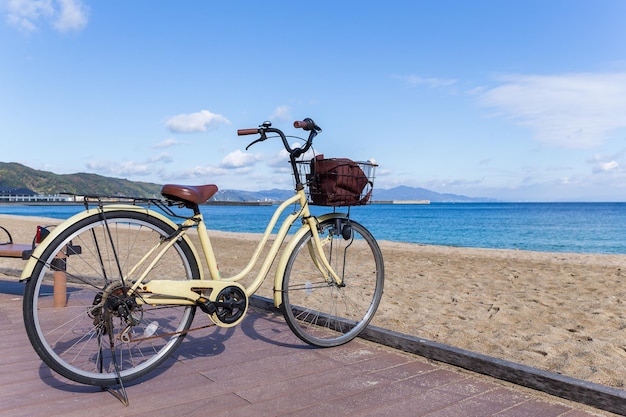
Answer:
237, 128, 259, 136
293, 120, 308, 129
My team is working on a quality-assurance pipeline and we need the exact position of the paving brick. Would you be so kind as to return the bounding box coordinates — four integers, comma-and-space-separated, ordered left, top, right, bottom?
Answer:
0, 283, 618, 417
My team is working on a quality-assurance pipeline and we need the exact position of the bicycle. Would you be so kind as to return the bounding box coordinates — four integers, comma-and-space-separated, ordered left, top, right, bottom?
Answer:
20, 118, 384, 402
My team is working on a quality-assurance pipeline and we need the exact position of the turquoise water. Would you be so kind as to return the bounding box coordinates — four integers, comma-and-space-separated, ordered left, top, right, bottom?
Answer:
1, 202, 625, 254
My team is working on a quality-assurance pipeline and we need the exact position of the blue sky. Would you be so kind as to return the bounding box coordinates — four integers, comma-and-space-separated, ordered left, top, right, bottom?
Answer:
1, 1, 626, 201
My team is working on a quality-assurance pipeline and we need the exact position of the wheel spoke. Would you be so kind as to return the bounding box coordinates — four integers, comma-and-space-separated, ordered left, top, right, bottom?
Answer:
282, 219, 384, 347
23, 211, 199, 386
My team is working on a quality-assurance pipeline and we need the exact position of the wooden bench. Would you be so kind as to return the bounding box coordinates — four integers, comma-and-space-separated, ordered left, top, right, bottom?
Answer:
0, 226, 34, 260
0, 243, 33, 259
1, 225, 66, 307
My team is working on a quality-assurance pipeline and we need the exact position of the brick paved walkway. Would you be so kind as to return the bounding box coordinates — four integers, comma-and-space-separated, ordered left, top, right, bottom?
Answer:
0, 278, 620, 417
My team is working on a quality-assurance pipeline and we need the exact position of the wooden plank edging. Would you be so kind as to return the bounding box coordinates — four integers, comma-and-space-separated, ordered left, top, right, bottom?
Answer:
249, 295, 626, 416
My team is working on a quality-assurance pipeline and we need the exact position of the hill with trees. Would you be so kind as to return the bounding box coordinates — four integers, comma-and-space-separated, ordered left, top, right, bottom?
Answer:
0, 162, 161, 198
0, 162, 495, 202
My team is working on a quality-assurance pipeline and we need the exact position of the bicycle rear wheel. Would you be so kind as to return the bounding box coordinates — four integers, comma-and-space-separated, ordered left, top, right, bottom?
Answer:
281, 218, 384, 347
22, 210, 200, 386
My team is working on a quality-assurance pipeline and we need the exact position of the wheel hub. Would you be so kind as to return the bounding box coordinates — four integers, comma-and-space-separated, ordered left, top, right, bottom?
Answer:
90, 282, 143, 329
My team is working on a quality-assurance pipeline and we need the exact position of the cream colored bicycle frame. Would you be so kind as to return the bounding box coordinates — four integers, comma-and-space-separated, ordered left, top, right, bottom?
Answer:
20, 188, 347, 311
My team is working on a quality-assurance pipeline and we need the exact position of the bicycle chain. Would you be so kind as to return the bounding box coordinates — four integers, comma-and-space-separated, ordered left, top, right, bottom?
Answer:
120, 322, 217, 343
90, 282, 218, 343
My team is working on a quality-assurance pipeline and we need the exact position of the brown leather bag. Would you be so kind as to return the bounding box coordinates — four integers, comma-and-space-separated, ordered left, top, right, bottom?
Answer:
308, 155, 372, 206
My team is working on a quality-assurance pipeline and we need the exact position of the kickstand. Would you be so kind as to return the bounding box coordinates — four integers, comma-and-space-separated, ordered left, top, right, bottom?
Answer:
101, 314, 130, 406
103, 383, 129, 406
103, 340, 130, 405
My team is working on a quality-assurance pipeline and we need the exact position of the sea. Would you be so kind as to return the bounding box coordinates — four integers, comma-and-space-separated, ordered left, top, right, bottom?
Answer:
1, 202, 625, 255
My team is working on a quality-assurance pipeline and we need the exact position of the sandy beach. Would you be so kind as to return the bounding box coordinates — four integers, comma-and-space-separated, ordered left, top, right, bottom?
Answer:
1, 213, 624, 390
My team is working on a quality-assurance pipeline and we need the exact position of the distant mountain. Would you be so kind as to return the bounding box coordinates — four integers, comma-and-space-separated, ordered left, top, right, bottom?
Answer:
0, 162, 496, 203
372, 185, 498, 203
214, 188, 293, 202
0, 162, 162, 197
218, 186, 497, 203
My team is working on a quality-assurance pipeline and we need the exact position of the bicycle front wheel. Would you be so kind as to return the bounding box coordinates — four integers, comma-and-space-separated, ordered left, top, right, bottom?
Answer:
23, 210, 200, 386
281, 218, 384, 347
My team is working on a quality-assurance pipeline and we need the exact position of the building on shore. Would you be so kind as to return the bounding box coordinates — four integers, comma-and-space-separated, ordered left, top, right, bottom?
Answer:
0, 186, 71, 203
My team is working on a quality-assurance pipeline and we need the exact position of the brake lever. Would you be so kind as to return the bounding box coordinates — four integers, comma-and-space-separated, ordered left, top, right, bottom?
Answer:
245, 138, 264, 150
245, 128, 269, 150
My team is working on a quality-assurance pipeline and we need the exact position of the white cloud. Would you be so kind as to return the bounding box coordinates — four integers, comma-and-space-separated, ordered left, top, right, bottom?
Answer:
268, 145, 316, 169
269, 105, 291, 122
165, 110, 230, 133
168, 164, 260, 182
479, 72, 626, 148
2, 0, 88, 32
170, 165, 229, 180
600, 161, 619, 171
53, 0, 87, 32
397, 74, 457, 88
588, 151, 624, 174
148, 152, 173, 164
85, 160, 151, 177
268, 149, 291, 168
219, 149, 260, 169
153, 137, 190, 148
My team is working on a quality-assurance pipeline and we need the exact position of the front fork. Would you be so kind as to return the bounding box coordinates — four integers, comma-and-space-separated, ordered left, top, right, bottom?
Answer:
306, 218, 354, 286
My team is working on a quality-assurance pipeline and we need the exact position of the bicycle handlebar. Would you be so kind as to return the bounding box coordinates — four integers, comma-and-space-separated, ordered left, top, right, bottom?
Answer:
238, 118, 321, 154
293, 118, 321, 131
237, 128, 259, 136
238, 118, 322, 189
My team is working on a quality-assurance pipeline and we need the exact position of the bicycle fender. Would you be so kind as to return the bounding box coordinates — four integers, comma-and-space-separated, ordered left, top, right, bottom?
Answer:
19, 205, 203, 281
273, 212, 349, 308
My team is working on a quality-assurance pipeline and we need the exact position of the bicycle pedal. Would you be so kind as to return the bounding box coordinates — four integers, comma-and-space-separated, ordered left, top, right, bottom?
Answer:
196, 297, 217, 315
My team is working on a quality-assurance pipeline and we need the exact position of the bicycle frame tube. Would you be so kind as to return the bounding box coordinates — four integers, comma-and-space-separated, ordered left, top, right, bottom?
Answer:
19, 205, 204, 282
197, 190, 308, 296
20, 195, 350, 310
272, 211, 349, 308
128, 218, 199, 293
196, 189, 348, 300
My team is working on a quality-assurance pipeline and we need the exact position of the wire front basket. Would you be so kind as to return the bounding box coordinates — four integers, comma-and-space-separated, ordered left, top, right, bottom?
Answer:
296, 157, 377, 207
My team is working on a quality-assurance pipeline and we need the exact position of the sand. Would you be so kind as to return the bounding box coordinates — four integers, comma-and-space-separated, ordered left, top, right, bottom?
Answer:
1, 213, 625, 389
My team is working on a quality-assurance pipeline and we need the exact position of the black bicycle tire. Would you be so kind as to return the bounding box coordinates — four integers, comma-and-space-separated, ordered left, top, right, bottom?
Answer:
22, 210, 200, 386
281, 218, 384, 347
